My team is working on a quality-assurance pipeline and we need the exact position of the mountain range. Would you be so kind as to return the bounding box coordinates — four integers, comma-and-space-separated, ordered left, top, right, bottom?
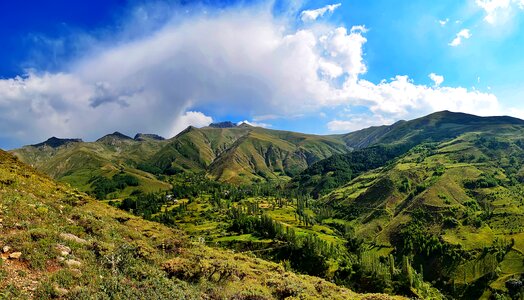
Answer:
12, 110, 524, 194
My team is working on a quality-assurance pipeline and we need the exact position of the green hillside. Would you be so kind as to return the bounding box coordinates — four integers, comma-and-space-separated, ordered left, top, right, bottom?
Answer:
320, 127, 524, 299
13, 124, 349, 194
295, 111, 524, 196
145, 124, 349, 183
335, 110, 524, 149
0, 149, 406, 299
11, 133, 171, 199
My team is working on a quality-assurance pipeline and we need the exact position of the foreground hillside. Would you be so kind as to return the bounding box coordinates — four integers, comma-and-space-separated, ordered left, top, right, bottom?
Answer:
0, 149, 403, 299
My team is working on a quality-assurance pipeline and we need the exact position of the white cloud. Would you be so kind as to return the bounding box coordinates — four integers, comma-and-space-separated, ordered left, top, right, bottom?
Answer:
253, 114, 279, 121
475, 0, 524, 24
327, 114, 394, 132
300, 3, 341, 22
0, 2, 503, 146
170, 111, 213, 137
236, 120, 271, 128
476, 0, 511, 23
344, 75, 499, 117
439, 18, 449, 26
319, 58, 344, 78
507, 107, 524, 120
326, 75, 500, 132
429, 73, 444, 86
449, 29, 472, 46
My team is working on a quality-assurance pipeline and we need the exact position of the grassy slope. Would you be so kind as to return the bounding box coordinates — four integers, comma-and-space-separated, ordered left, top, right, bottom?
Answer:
150, 125, 349, 184
338, 110, 524, 149
295, 111, 524, 196
11, 135, 171, 196
15, 125, 350, 191
0, 150, 405, 299
322, 128, 524, 297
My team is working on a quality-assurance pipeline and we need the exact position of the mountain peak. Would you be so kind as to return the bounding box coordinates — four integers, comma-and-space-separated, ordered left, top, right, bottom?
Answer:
96, 131, 134, 143
134, 133, 165, 141
237, 122, 253, 128
208, 121, 237, 128
31, 137, 83, 148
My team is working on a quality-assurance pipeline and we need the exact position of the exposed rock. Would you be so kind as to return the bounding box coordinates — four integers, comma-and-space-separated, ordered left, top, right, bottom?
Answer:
54, 286, 69, 296
60, 233, 88, 244
55, 244, 71, 256
70, 268, 82, 278
208, 121, 237, 128
65, 259, 82, 268
2, 245, 10, 253
9, 252, 22, 259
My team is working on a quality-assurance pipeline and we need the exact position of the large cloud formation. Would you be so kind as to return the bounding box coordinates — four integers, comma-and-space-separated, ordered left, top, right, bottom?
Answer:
0, 2, 500, 146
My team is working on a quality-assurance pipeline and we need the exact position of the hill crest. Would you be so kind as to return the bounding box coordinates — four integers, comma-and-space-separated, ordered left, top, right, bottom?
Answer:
31, 137, 83, 148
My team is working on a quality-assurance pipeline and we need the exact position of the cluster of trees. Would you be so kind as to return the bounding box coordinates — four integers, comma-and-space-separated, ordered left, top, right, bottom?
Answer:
228, 209, 339, 277
89, 172, 139, 199
119, 192, 166, 219
168, 173, 295, 201
112, 173, 301, 226
292, 144, 410, 197
463, 174, 501, 189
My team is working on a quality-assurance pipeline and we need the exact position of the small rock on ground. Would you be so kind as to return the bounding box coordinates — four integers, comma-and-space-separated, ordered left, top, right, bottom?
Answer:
60, 233, 88, 244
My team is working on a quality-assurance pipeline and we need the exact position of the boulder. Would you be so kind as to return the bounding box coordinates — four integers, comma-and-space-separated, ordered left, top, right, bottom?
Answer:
60, 233, 88, 244
55, 244, 71, 256
65, 259, 82, 268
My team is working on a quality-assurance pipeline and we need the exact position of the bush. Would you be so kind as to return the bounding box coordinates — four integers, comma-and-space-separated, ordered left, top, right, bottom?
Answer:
443, 217, 459, 228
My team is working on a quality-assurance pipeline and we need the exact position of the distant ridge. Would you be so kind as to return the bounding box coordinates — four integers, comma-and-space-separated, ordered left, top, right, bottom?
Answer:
15, 110, 524, 186
208, 121, 237, 128
31, 137, 83, 148
134, 133, 165, 141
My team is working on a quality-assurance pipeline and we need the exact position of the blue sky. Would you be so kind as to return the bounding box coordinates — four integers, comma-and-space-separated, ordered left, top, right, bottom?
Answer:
1, 0, 523, 149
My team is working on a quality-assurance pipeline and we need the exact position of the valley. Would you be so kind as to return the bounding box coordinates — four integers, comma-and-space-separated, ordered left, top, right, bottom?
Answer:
7, 111, 524, 299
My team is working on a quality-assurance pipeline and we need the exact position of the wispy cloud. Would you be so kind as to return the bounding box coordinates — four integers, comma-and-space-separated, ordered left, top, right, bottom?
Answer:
449, 29, 472, 46
300, 3, 341, 22
439, 18, 449, 26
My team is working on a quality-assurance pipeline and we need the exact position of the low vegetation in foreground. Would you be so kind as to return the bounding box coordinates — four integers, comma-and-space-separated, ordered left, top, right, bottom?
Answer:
0, 150, 404, 299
